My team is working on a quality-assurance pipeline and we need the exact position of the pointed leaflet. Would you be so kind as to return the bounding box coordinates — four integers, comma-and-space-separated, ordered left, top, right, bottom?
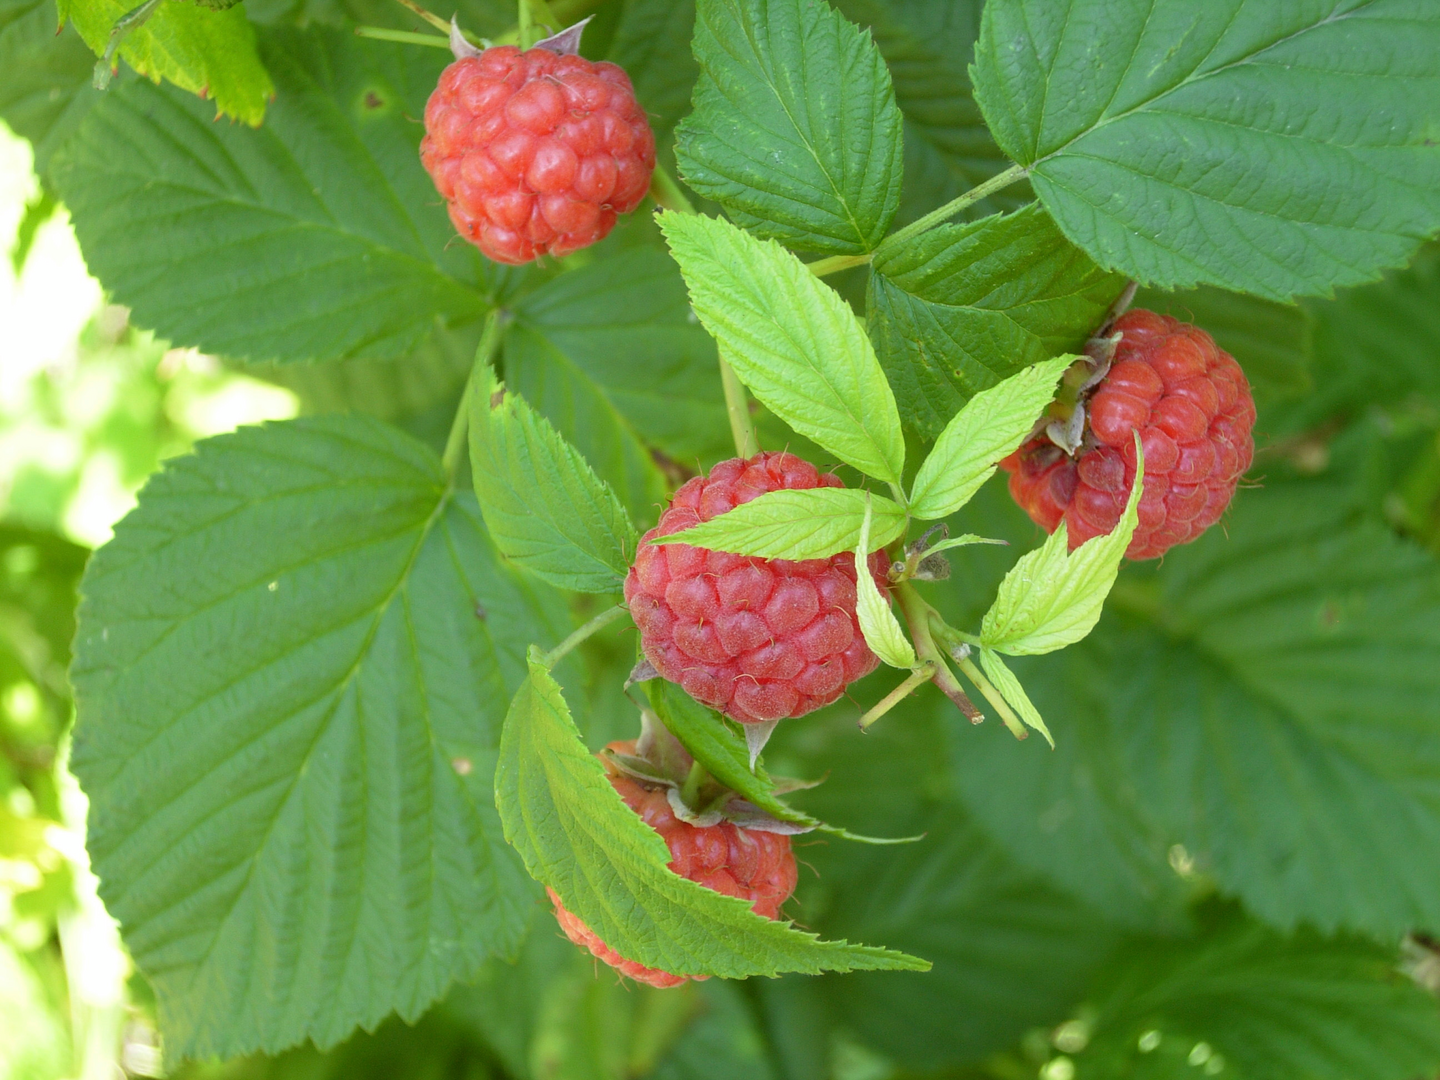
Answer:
908, 354, 1075, 521
52, 29, 498, 365
1073, 910, 1440, 1080
855, 496, 914, 669
61, 0, 271, 124
656, 488, 907, 561
675, 0, 903, 254
661, 212, 905, 485
495, 651, 928, 977
67, 417, 555, 1060
469, 367, 637, 594
869, 203, 1125, 437
978, 647, 1050, 746
981, 443, 1143, 656
971, 0, 1440, 300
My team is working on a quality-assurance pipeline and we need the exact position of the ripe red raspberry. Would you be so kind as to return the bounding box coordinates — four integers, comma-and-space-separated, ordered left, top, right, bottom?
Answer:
548, 742, 798, 988
420, 43, 656, 264
625, 452, 888, 725
1001, 310, 1256, 560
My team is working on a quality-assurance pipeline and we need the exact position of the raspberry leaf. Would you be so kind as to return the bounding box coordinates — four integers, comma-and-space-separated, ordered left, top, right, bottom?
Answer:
980, 443, 1145, 656
67, 416, 554, 1059
0, 0, 95, 176
674, 0, 904, 255
971, 0, 1440, 301
855, 496, 915, 669
61, 0, 272, 124
469, 367, 638, 594
52, 29, 497, 365
1070, 909, 1440, 1080
908, 354, 1077, 521
978, 647, 1051, 747
661, 211, 906, 486
870, 203, 1126, 437
496, 652, 931, 976
833, 0, 1026, 228
655, 488, 907, 560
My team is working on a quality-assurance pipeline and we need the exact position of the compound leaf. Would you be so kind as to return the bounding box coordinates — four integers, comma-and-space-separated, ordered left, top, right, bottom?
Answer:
870, 203, 1125, 436
469, 367, 637, 594
675, 0, 904, 254
496, 652, 929, 977
68, 415, 558, 1060
972, 0, 1440, 300
52, 28, 498, 365
661, 211, 905, 485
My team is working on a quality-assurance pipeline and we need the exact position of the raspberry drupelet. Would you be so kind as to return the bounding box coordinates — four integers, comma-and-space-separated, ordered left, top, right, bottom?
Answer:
624, 452, 888, 725
1001, 310, 1256, 560
548, 743, 798, 988
421, 42, 656, 264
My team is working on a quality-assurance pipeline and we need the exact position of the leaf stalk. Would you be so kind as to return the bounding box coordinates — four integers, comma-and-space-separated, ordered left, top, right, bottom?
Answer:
807, 253, 872, 278
541, 604, 630, 668
893, 581, 983, 723
442, 309, 505, 482
952, 652, 1027, 740
858, 663, 935, 732
881, 163, 1029, 252
355, 26, 453, 47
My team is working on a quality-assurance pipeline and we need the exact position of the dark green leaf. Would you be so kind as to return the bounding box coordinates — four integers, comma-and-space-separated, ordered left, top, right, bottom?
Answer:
69, 416, 559, 1059
972, 0, 1440, 300
0, 0, 95, 176
496, 654, 930, 978
675, 0, 904, 254
606, 0, 699, 172
952, 477, 1440, 939
869, 203, 1125, 437
53, 28, 502, 365
1075, 908, 1440, 1080
469, 367, 638, 594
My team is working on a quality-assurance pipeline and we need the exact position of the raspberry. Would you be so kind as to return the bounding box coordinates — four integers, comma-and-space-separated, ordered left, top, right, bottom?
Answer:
420, 43, 656, 264
624, 452, 888, 725
1001, 310, 1256, 560
549, 743, 798, 988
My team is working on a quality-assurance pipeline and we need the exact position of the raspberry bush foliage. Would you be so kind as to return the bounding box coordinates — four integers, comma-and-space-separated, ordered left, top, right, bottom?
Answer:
7, 0, 1440, 1075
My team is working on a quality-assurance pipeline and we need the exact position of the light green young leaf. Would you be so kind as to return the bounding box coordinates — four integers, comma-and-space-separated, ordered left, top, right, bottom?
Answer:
68, 416, 556, 1060
61, 0, 272, 124
978, 647, 1050, 746
869, 202, 1124, 436
855, 496, 914, 668
647, 682, 916, 845
495, 653, 929, 977
656, 488, 907, 561
980, 441, 1144, 655
660, 211, 905, 485
908, 354, 1075, 520
469, 367, 637, 594
674, 0, 904, 254
971, 0, 1440, 300
52, 29, 498, 365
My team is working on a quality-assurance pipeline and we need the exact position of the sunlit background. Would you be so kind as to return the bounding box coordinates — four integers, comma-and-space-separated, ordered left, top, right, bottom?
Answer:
1, 118, 298, 1080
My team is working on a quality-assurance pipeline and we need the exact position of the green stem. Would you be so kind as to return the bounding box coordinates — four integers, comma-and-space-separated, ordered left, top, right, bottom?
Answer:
894, 582, 983, 722
517, 0, 535, 48
952, 653, 1027, 740
93, 0, 163, 89
719, 357, 760, 459
680, 760, 707, 810
542, 604, 630, 667
806, 253, 872, 278
648, 164, 697, 215
858, 664, 935, 732
881, 163, 1028, 252
356, 26, 452, 47
442, 310, 504, 483
390, 0, 453, 35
